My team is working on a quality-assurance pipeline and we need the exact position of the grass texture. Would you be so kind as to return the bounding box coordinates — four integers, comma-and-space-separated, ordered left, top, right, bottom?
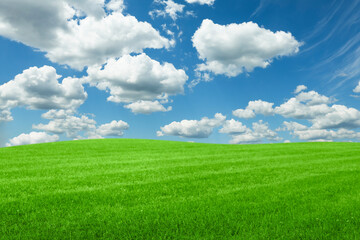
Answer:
0, 139, 359, 239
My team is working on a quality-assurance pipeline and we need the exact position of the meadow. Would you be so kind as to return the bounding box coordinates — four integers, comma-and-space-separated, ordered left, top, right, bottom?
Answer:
0, 139, 359, 239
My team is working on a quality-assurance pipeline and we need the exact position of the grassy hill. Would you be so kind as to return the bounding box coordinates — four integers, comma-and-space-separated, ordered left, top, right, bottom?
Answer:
0, 139, 359, 239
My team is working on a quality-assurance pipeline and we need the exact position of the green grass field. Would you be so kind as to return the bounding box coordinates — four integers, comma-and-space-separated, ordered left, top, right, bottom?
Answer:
0, 139, 359, 239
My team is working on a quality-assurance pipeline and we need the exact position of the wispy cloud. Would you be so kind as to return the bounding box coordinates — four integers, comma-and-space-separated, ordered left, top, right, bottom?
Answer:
303, 0, 360, 53
250, 0, 269, 18
301, 0, 360, 93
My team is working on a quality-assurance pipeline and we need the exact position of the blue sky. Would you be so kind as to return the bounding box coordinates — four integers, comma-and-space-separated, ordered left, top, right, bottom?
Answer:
1, 0, 360, 147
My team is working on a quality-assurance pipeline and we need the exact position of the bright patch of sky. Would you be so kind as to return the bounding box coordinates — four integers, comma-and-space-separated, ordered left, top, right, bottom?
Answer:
1, 0, 360, 146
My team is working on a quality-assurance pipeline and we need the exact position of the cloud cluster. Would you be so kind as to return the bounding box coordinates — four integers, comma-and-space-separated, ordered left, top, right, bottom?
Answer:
192, 20, 301, 77
85, 53, 188, 113
157, 113, 225, 138
274, 91, 332, 119
150, 0, 185, 20
281, 121, 360, 141
33, 110, 129, 139
7, 109, 130, 146
6, 132, 59, 147
0, 0, 170, 70
0, 66, 87, 121
156, 85, 360, 144
220, 120, 280, 144
158, 114, 280, 144
33, 112, 96, 138
233, 85, 360, 142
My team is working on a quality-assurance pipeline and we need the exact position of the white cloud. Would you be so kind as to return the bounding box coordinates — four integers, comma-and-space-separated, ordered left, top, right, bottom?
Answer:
247, 100, 274, 115
235, 86, 360, 142
185, 0, 215, 5
6, 132, 59, 147
294, 85, 307, 94
95, 120, 129, 137
274, 88, 333, 120
106, 0, 125, 12
85, 53, 188, 108
158, 113, 226, 138
41, 109, 75, 120
48, 13, 171, 70
281, 121, 308, 131
295, 90, 332, 105
192, 20, 301, 77
125, 101, 172, 114
232, 100, 274, 119
275, 98, 331, 119
234, 86, 336, 121
33, 114, 97, 138
0, 1, 73, 49
189, 72, 213, 88
0, 110, 13, 122
66, 0, 107, 18
0, 1, 170, 70
232, 108, 255, 119
228, 120, 280, 144
34, 110, 129, 139
354, 81, 360, 93
150, 0, 185, 21
310, 104, 360, 129
219, 119, 248, 134
274, 87, 360, 129
0, 66, 87, 119
281, 121, 360, 141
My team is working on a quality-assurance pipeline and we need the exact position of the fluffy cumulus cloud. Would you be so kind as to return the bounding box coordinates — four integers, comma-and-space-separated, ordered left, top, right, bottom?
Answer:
125, 101, 172, 114
232, 109, 256, 119
185, 0, 215, 5
6, 132, 59, 147
281, 121, 360, 141
354, 81, 360, 93
150, 0, 185, 20
0, 0, 170, 70
48, 13, 171, 70
233, 100, 274, 119
273, 88, 360, 130
33, 113, 97, 138
274, 89, 333, 120
192, 20, 301, 77
310, 105, 360, 129
235, 85, 360, 142
275, 98, 330, 120
33, 110, 129, 139
0, 66, 87, 120
157, 113, 226, 138
85, 53, 188, 113
281, 87, 360, 131
218, 119, 248, 134
247, 100, 274, 115
94, 120, 129, 137
221, 120, 280, 144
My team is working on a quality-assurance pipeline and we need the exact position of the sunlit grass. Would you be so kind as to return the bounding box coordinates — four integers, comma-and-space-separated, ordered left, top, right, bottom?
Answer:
1, 139, 359, 239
